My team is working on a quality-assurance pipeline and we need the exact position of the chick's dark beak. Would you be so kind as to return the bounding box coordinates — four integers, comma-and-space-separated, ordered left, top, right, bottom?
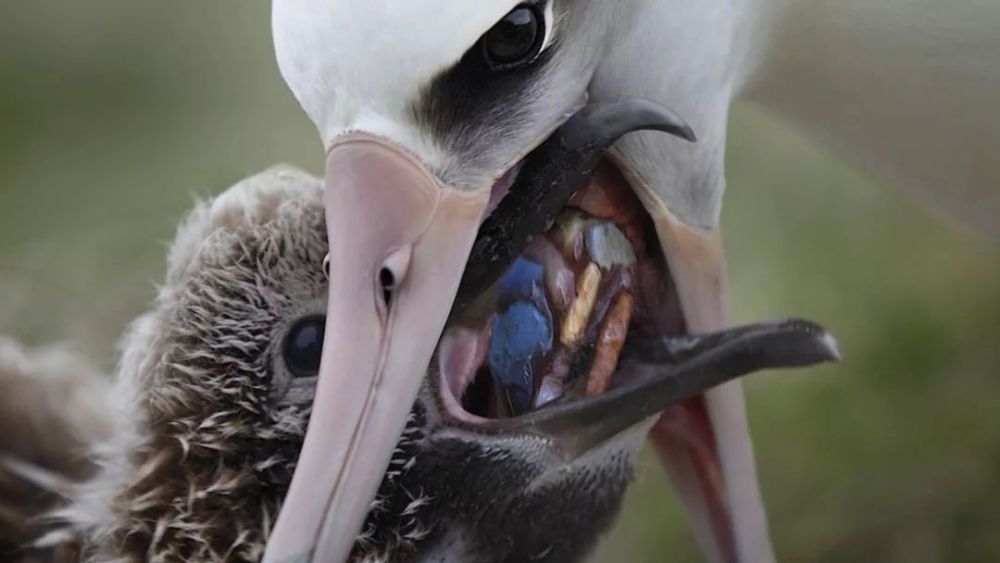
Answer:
499, 318, 840, 459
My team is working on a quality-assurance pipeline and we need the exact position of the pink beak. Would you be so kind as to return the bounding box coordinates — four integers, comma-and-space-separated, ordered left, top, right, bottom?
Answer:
264, 134, 488, 562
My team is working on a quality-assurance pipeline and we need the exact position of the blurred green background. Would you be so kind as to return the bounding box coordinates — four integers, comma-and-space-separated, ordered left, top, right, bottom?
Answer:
1, 2, 997, 562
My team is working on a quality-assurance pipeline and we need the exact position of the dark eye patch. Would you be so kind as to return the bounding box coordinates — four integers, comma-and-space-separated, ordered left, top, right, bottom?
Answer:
411, 2, 555, 169
283, 315, 325, 378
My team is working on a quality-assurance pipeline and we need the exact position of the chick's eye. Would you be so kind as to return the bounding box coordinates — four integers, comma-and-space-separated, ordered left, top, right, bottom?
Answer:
283, 315, 325, 378
482, 4, 543, 70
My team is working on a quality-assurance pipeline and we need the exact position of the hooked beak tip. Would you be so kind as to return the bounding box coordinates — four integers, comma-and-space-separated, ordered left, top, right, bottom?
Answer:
818, 329, 843, 363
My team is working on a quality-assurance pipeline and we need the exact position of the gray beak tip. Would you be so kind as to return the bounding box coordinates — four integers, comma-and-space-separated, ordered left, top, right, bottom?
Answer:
676, 124, 697, 143
817, 329, 843, 363
782, 317, 842, 364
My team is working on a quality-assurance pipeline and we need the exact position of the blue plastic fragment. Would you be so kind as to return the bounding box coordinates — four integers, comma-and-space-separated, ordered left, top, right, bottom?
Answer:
487, 257, 553, 414
497, 257, 545, 302
487, 301, 552, 414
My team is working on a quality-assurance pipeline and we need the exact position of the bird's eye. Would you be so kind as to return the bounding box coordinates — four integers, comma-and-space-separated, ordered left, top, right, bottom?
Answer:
283, 315, 325, 378
482, 4, 544, 70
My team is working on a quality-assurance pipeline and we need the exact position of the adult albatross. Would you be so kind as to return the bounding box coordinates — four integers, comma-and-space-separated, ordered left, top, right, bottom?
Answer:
265, 1, 998, 561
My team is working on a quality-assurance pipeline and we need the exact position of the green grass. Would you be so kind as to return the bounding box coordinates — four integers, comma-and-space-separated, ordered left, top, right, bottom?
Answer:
2, 2, 998, 561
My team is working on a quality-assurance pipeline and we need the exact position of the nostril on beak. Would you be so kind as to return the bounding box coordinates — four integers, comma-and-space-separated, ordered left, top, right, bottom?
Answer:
378, 246, 412, 312
379, 267, 396, 308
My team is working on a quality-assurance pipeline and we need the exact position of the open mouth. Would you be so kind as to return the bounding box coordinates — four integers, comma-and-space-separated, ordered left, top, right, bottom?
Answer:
435, 100, 701, 431
428, 101, 839, 561
435, 144, 836, 444
439, 156, 687, 423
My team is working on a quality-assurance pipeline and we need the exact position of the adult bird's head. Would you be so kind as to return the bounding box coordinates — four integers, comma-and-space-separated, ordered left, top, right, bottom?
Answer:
267, 2, 815, 561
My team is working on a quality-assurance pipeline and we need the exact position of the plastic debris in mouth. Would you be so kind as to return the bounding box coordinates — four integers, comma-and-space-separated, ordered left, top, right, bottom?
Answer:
486, 257, 553, 416
439, 155, 839, 428
441, 159, 690, 421
469, 196, 648, 418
